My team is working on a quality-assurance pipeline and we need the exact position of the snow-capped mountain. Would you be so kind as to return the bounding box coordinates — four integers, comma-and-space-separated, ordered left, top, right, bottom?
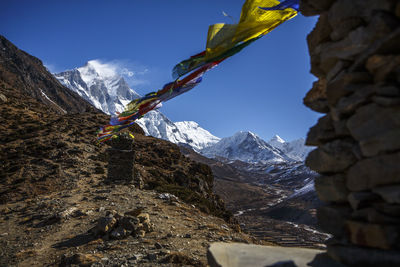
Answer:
54, 60, 219, 151
136, 110, 220, 151
55, 60, 139, 115
268, 135, 314, 161
201, 131, 293, 163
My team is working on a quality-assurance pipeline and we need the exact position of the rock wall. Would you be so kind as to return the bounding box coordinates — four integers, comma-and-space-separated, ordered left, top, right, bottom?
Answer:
106, 134, 137, 185
301, 0, 400, 265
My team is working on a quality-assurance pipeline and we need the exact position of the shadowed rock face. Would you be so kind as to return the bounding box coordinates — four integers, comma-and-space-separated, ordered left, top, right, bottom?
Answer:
301, 0, 400, 265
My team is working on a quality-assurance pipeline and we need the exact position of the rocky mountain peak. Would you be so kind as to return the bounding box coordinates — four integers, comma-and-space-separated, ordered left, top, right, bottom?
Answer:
269, 134, 286, 144
55, 60, 139, 115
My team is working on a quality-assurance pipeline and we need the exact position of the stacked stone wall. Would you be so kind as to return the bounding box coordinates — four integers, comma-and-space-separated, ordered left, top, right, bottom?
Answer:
301, 0, 400, 265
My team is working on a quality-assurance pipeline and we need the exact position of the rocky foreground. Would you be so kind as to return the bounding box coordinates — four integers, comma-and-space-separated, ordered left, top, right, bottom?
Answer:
0, 180, 260, 266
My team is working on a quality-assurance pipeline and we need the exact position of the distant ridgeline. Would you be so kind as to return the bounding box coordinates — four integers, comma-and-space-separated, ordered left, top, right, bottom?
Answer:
97, 0, 300, 142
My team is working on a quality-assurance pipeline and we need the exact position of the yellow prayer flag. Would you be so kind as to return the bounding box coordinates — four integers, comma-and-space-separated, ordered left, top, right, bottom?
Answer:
205, 0, 297, 61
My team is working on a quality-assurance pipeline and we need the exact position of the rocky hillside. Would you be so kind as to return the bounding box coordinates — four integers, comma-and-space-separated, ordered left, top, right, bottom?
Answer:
0, 35, 94, 114
0, 36, 255, 266
180, 146, 328, 249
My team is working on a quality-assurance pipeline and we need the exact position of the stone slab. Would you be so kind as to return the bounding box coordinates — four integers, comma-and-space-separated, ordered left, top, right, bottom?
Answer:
207, 242, 334, 267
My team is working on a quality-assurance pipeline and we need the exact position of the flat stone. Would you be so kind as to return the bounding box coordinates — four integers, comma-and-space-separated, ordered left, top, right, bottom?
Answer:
347, 103, 400, 157
314, 174, 349, 203
69, 253, 103, 266
0, 93, 7, 102
306, 115, 336, 146
305, 140, 357, 174
328, 244, 400, 266
207, 242, 324, 267
326, 72, 372, 106
347, 152, 400, 191
335, 85, 375, 117
317, 204, 352, 237
94, 216, 117, 236
345, 220, 399, 249
319, 27, 371, 74
347, 191, 381, 210
373, 185, 400, 204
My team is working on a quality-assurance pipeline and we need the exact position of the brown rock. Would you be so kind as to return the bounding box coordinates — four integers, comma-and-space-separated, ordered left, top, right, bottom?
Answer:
319, 27, 371, 74
110, 226, 127, 239
347, 191, 381, 210
328, 244, 400, 266
303, 78, 329, 113
326, 71, 372, 106
306, 115, 335, 146
347, 103, 400, 157
332, 120, 350, 137
334, 85, 375, 118
307, 13, 332, 52
299, 0, 335, 16
326, 60, 350, 82
347, 152, 400, 191
69, 253, 102, 266
328, 0, 394, 27
373, 185, 400, 204
137, 212, 150, 223
314, 174, 349, 203
349, 28, 400, 72
317, 204, 352, 237
94, 216, 117, 236
0, 93, 7, 103
366, 54, 400, 83
346, 220, 399, 249
330, 18, 363, 42
305, 139, 357, 174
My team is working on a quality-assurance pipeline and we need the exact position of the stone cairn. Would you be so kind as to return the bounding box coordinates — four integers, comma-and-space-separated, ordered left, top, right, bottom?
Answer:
106, 133, 143, 188
300, 0, 400, 265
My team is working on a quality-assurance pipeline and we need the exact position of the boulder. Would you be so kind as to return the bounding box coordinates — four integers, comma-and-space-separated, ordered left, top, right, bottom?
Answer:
93, 216, 117, 236
306, 115, 336, 146
326, 72, 372, 106
334, 85, 375, 118
300, 0, 335, 16
314, 174, 349, 203
347, 152, 400, 191
305, 139, 357, 174
346, 220, 399, 249
347, 103, 400, 157
303, 78, 329, 113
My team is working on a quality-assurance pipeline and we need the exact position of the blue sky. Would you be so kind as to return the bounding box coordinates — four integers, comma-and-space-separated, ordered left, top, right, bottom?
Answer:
1, 0, 320, 141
